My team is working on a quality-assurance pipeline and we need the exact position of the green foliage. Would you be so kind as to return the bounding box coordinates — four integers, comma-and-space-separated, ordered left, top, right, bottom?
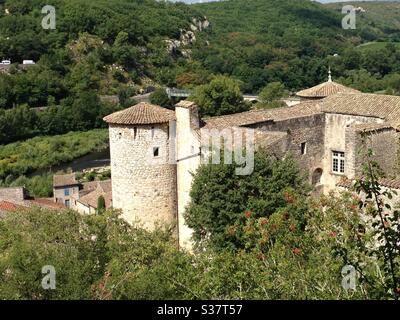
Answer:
1, 173, 53, 198
0, 129, 108, 183
348, 134, 400, 299
190, 76, 248, 117
185, 149, 308, 250
97, 195, 106, 214
256, 81, 289, 109
150, 88, 173, 109
0, 207, 109, 299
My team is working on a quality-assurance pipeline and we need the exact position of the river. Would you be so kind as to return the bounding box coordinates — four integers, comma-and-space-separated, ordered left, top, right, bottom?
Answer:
30, 148, 110, 177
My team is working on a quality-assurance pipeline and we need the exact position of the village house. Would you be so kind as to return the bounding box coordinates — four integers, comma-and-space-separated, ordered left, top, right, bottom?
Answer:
53, 173, 112, 214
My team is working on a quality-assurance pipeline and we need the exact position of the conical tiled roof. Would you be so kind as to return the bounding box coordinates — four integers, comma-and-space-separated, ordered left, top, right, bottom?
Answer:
296, 80, 360, 98
296, 71, 360, 99
103, 102, 176, 125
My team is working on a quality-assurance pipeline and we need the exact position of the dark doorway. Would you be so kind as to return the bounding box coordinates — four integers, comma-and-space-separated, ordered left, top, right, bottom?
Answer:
312, 168, 323, 185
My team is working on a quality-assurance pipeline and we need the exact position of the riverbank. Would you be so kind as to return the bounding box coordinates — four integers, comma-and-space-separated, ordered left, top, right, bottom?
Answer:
0, 129, 109, 196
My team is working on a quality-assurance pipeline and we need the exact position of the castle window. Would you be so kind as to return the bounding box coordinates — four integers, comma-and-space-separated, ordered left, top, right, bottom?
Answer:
64, 188, 70, 196
151, 127, 155, 139
332, 151, 345, 174
134, 127, 137, 139
191, 145, 195, 154
153, 147, 160, 157
301, 142, 307, 155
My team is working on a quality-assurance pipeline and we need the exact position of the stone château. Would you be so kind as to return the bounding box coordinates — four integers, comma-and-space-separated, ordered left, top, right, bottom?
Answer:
104, 75, 400, 248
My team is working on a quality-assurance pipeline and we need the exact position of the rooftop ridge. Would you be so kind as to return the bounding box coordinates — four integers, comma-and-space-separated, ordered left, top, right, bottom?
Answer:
104, 102, 176, 125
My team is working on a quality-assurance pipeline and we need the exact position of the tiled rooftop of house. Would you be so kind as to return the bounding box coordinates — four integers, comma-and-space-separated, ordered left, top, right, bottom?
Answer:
53, 173, 79, 187
321, 92, 400, 124
337, 177, 400, 190
103, 102, 176, 125
202, 100, 322, 130
0, 200, 26, 213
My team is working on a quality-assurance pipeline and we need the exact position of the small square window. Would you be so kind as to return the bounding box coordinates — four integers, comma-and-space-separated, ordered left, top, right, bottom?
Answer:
301, 142, 307, 155
64, 188, 70, 196
153, 147, 160, 157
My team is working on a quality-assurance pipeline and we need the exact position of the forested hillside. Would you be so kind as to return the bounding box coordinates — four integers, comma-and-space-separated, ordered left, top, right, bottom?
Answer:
1, 0, 400, 144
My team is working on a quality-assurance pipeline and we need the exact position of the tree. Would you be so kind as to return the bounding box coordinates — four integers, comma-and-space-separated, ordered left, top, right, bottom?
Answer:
97, 195, 106, 214
184, 149, 308, 250
0, 208, 108, 299
258, 82, 289, 108
150, 88, 173, 109
190, 76, 248, 117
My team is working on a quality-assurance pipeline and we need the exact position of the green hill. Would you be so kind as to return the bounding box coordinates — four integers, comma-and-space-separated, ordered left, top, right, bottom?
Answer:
325, 1, 400, 39
1, 0, 400, 144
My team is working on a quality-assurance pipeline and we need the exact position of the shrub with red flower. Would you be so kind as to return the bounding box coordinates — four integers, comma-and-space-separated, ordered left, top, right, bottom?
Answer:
291, 247, 302, 255
244, 210, 252, 219
283, 190, 295, 204
328, 231, 337, 238
259, 217, 269, 226
256, 253, 266, 261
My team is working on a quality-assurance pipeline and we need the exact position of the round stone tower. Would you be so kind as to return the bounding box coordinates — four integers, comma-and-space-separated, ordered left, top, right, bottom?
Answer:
103, 102, 177, 230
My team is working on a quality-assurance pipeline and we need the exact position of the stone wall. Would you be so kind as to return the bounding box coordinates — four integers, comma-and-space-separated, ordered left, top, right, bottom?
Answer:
0, 187, 26, 203
250, 114, 326, 185
350, 128, 400, 178
323, 113, 384, 192
109, 123, 177, 230
53, 185, 80, 207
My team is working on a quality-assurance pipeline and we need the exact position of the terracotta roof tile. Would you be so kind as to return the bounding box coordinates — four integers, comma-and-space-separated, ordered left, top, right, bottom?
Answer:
77, 187, 112, 209
103, 102, 176, 125
53, 173, 78, 187
203, 101, 321, 130
351, 122, 394, 132
0, 200, 26, 212
321, 93, 400, 122
337, 177, 400, 190
28, 198, 66, 209
296, 81, 360, 98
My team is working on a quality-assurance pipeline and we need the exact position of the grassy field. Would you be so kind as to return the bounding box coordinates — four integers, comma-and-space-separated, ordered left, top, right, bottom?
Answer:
356, 41, 400, 51
0, 129, 109, 196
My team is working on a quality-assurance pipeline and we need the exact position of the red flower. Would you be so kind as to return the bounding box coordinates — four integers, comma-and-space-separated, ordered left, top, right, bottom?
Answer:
292, 248, 302, 255
283, 191, 295, 204
384, 220, 391, 228
350, 204, 358, 210
256, 253, 266, 261
245, 211, 252, 219
260, 218, 269, 226
329, 231, 337, 238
